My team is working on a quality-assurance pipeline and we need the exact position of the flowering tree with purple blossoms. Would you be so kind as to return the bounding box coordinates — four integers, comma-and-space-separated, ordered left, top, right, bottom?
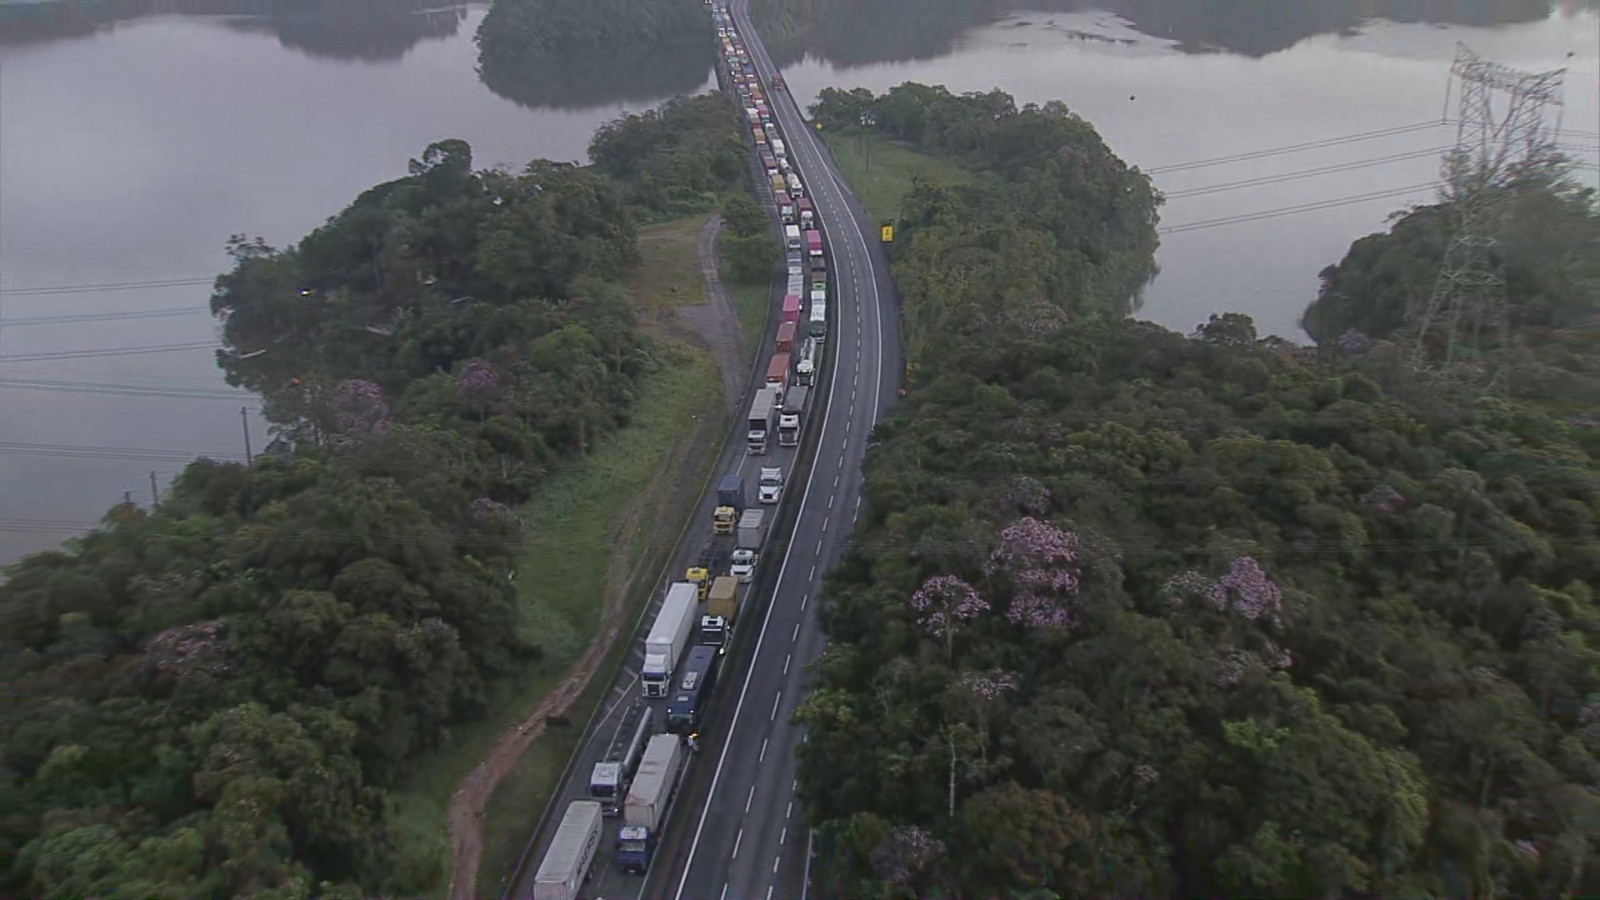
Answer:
910, 575, 989, 663
456, 359, 505, 417
331, 378, 389, 438
985, 517, 1084, 630
1206, 556, 1283, 623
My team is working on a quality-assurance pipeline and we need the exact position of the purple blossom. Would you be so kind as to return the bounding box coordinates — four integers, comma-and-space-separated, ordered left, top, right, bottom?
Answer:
870, 825, 945, 888
1211, 648, 1252, 688
1336, 328, 1373, 356
1360, 483, 1406, 515
457, 359, 505, 412
332, 378, 389, 436
986, 517, 1083, 629
910, 575, 989, 639
960, 668, 1019, 701
1207, 556, 1283, 623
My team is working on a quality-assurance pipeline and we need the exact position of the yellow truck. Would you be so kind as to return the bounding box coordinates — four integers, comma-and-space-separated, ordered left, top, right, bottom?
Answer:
700, 576, 741, 650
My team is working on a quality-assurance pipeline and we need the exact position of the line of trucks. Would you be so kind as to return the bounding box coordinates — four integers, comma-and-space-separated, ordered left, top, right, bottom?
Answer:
530, 4, 826, 896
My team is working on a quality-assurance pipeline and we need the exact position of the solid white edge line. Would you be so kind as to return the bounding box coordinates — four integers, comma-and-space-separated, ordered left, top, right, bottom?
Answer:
674, 5, 876, 898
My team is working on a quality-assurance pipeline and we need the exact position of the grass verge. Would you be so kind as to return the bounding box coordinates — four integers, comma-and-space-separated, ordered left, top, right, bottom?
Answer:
820, 132, 979, 225
728, 278, 771, 354
390, 214, 727, 893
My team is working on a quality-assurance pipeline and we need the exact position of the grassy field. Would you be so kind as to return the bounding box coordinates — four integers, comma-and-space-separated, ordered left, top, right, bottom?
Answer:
728, 278, 771, 357
392, 214, 728, 894
821, 131, 979, 225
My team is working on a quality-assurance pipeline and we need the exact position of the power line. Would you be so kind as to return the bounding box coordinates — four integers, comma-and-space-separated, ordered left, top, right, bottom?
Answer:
0, 375, 254, 401
1163, 146, 1451, 199
0, 340, 220, 364
1160, 182, 1439, 234
0, 276, 214, 297
0, 441, 246, 463
0, 306, 210, 327
1147, 120, 1449, 174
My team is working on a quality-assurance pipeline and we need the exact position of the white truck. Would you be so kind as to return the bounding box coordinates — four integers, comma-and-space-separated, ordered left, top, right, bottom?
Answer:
772, 137, 787, 160
777, 386, 809, 448
641, 583, 698, 698
796, 337, 817, 386
532, 800, 603, 900
616, 734, 687, 874
787, 172, 804, 198
758, 466, 784, 504
731, 509, 767, 583
784, 223, 802, 251
747, 386, 780, 454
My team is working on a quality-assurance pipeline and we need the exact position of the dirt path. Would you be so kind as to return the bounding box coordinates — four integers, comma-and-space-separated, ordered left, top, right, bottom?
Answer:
677, 214, 749, 416
445, 212, 746, 900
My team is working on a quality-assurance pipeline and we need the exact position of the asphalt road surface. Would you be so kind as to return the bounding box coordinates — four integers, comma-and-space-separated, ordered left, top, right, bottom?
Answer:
504, 0, 900, 895
657, 2, 902, 898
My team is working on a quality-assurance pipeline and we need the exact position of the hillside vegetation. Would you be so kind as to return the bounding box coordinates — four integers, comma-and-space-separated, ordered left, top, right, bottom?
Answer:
799, 85, 1599, 898
0, 97, 745, 897
475, 0, 713, 111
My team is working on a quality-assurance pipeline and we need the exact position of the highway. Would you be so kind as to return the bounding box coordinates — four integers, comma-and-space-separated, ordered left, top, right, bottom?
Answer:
504, 0, 899, 895
660, 1, 902, 898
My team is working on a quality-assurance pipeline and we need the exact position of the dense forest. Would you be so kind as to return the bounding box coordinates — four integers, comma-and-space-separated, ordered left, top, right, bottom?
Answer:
474, 0, 714, 110
797, 85, 1599, 897
0, 95, 745, 896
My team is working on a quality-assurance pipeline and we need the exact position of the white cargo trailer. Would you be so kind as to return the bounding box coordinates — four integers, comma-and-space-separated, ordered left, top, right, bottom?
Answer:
641, 583, 698, 698
532, 800, 603, 900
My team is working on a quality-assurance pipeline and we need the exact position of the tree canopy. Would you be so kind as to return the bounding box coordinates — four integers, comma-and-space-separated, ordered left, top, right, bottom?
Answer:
475, 0, 714, 111
797, 85, 1599, 898
2, 92, 743, 897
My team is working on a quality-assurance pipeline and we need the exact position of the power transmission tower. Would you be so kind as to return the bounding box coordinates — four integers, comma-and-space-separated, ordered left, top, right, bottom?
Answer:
1408, 43, 1566, 390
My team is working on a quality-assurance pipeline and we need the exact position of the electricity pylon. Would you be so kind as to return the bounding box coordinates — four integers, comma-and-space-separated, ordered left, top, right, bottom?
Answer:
1409, 43, 1565, 390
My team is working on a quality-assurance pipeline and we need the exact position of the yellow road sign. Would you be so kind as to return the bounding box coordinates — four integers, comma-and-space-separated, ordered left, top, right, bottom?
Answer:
880, 224, 894, 243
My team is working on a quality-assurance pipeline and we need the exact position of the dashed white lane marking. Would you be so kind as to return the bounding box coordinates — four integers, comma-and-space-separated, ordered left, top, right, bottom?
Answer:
770, 691, 782, 720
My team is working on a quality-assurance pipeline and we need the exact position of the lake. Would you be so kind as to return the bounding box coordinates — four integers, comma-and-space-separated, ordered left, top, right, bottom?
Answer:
757, 0, 1599, 338
1, 0, 1595, 562
0, 0, 715, 562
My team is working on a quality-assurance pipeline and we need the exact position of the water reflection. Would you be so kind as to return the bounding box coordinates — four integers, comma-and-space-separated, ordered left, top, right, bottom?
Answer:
476, 32, 714, 111
753, 0, 1570, 66
0, 0, 466, 61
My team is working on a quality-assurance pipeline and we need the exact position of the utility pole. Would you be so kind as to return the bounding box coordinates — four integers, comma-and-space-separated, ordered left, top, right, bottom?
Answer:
150, 471, 160, 509
1409, 43, 1565, 392
240, 406, 254, 464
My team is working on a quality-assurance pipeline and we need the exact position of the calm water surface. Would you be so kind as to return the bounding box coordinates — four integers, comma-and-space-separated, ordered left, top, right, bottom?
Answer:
766, 0, 1599, 337
0, 0, 1595, 562
0, 1, 713, 562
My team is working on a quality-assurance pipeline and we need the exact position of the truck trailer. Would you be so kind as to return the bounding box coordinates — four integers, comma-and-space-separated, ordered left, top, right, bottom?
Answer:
700, 575, 740, 649
666, 645, 720, 733
731, 509, 767, 583
775, 320, 797, 356
532, 800, 603, 900
778, 387, 809, 448
806, 229, 824, 258
796, 337, 817, 386
766, 352, 791, 397
616, 734, 687, 873
641, 583, 697, 698
588, 702, 654, 816
746, 386, 779, 454
713, 473, 744, 534
784, 223, 801, 251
